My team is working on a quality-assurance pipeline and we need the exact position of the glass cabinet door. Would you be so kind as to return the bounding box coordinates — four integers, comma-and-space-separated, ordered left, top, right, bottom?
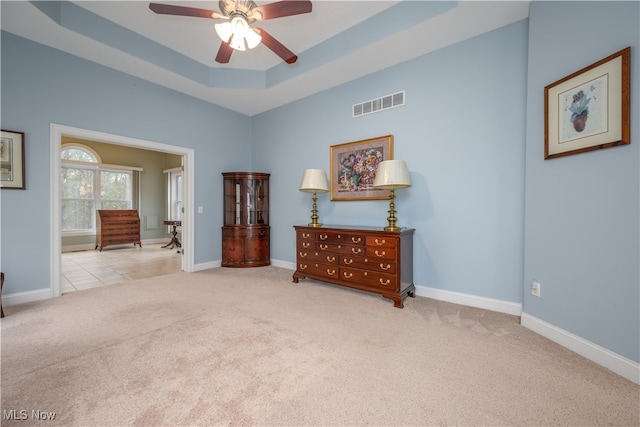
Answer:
223, 172, 269, 226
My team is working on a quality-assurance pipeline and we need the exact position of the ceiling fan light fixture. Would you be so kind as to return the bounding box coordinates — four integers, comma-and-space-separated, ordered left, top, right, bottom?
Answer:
244, 28, 262, 49
229, 33, 247, 51
214, 21, 232, 43
216, 14, 261, 51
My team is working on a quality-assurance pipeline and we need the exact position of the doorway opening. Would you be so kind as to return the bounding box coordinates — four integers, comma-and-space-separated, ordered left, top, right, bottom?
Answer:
50, 124, 195, 298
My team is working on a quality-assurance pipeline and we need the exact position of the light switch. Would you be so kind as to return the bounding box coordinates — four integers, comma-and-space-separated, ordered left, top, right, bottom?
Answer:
198, 206, 204, 214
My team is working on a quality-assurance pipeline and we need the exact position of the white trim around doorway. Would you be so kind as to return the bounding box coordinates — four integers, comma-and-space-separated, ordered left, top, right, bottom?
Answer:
50, 123, 195, 298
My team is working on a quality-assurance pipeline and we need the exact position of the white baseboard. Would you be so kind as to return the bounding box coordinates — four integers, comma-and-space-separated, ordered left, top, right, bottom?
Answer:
414, 285, 523, 316
521, 312, 640, 385
269, 260, 522, 316
193, 259, 293, 272
3, 288, 52, 307
194, 260, 221, 271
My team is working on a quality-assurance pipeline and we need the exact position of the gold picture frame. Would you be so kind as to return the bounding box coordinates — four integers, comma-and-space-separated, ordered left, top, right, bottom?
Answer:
1, 129, 25, 189
544, 47, 630, 160
330, 135, 393, 201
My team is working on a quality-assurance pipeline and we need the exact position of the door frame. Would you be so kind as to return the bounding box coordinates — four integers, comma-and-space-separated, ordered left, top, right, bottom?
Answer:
50, 123, 195, 298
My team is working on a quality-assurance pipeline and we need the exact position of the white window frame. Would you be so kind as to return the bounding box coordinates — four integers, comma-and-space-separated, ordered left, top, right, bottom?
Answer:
61, 143, 142, 235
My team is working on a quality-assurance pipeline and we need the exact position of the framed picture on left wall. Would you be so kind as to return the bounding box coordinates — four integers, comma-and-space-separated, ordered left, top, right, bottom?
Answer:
1, 129, 25, 189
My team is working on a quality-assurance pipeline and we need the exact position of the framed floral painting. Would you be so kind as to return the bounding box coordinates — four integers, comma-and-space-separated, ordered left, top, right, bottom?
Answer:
330, 135, 393, 201
544, 47, 630, 159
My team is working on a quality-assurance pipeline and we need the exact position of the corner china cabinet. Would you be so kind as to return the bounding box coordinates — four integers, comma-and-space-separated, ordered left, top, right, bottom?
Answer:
222, 172, 270, 267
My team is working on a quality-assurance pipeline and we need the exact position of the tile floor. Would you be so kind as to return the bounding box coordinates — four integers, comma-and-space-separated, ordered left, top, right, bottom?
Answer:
61, 243, 182, 294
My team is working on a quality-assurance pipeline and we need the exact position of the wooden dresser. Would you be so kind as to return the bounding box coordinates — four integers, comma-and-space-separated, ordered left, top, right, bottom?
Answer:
292, 225, 415, 308
95, 210, 142, 251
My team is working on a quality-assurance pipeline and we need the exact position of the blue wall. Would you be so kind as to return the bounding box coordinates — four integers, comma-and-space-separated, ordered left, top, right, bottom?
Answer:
1, 2, 638, 368
0, 32, 252, 293
253, 20, 528, 305
524, 2, 639, 363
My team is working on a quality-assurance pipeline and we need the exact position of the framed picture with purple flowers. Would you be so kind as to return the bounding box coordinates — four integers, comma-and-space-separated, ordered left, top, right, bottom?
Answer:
330, 135, 393, 201
544, 47, 630, 160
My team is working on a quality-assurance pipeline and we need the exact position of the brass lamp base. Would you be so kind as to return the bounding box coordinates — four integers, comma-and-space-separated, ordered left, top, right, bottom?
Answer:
308, 191, 323, 228
384, 189, 402, 232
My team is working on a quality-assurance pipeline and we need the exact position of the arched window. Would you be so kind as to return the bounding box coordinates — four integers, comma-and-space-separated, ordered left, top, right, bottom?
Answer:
61, 145, 101, 163
60, 144, 139, 233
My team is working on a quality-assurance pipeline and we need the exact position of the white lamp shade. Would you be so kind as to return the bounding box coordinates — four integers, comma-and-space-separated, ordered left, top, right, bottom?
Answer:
373, 160, 412, 189
299, 169, 329, 193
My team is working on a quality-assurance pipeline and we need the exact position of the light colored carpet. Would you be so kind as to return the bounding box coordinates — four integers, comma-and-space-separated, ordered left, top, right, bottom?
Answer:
1, 266, 638, 426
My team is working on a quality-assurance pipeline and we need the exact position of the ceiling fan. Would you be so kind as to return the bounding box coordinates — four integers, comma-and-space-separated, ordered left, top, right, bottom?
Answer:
149, 0, 312, 64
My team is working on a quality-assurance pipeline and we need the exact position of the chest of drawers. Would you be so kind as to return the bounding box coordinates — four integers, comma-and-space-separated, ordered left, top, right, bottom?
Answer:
292, 225, 415, 308
95, 210, 142, 251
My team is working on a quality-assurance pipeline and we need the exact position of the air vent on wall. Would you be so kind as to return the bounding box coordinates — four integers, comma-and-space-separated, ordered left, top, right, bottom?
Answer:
352, 91, 405, 118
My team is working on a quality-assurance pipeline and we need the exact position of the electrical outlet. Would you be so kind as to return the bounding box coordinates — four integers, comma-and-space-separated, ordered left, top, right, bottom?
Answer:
531, 280, 541, 297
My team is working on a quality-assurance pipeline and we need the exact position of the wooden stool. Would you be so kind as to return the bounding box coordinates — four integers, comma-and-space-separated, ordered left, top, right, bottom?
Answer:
1, 272, 4, 318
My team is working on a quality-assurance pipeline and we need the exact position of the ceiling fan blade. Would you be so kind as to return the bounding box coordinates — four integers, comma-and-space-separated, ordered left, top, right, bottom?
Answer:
255, 28, 297, 64
149, 3, 224, 19
215, 41, 234, 64
249, 1, 312, 21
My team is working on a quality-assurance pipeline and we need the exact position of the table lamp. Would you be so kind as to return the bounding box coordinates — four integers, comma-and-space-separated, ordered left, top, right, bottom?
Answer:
299, 169, 329, 227
373, 160, 412, 231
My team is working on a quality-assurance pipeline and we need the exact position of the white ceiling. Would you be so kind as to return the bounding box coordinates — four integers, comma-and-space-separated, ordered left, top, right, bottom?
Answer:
1, 1, 530, 116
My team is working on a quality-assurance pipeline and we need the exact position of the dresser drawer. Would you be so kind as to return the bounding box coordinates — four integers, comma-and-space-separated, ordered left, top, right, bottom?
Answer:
366, 245, 396, 260
337, 244, 365, 256
297, 240, 314, 250
340, 268, 398, 291
364, 258, 397, 274
296, 261, 339, 279
297, 230, 316, 242
317, 231, 365, 245
340, 253, 368, 269
340, 253, 397, 274
366, 235, 397, 248
297, 249, 338, 265
316, 242, 341, 252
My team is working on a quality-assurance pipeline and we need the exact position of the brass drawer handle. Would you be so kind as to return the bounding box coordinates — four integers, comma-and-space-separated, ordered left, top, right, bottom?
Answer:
326, 256, 336, 262
298, 252, 307, 258
351, 248, 362, 254
379, 278, 390, 286
303, 233, 310, 238
351, 237, 362, 243
320, 234, 328, 240
374, 250, 386, 257
374, 238, 386, 246
299, 264, 307, 270
343, 272, 353, 279
320, 244, 328, 250
326, 269, 336, 276
302, 242, 310, 248
343, 258, 353, 265
379, 263, 390, 271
